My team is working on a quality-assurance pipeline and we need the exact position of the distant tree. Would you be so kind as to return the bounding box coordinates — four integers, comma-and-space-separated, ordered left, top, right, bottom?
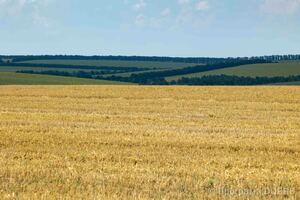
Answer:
2, 54, 300, 64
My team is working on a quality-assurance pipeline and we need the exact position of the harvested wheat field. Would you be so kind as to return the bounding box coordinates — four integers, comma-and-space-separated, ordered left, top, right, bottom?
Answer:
0, 86, 299, 199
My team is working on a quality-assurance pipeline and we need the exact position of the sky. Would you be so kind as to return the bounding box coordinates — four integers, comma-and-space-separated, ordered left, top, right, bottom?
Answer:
0, 0, 300, 57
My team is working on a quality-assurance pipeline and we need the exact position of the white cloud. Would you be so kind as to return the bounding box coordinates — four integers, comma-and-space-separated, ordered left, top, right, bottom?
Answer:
176, 0, 213, 29
134, 8, 172, 28
176, 6, 193, 25
0, 0, 54, 27
0, 0, 27, 17
0, 0, 51, 25
261, 0, 300, 15
195, 1, 209, 11
178, 0, 190, 5
161, 8, 171, 17
131, 0, 212, 29
133, 0, 146, 11
135, 14, 146, 26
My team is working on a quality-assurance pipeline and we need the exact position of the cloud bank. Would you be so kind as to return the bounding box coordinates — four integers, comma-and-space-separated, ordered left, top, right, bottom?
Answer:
0, 0, 54, 26
261, 0, 300, 15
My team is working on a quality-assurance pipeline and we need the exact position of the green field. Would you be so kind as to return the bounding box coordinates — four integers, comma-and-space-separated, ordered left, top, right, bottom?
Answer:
102, 67, 189, 78
2, 59, 300, 85
21, 59, 198, 69
0, 72, 130, 85
0, 66, 116, 73
166, 62, 300, 81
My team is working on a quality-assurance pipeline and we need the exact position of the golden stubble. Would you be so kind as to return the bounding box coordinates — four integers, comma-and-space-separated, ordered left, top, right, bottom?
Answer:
0, 86, 299, 199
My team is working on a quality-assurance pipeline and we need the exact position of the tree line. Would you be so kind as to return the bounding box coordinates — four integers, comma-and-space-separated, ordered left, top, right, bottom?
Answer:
1, 54, 299, 64
17, 70, 120, 78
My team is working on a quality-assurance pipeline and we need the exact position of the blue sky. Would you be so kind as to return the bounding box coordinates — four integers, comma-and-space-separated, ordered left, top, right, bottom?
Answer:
0, 0, 300, 57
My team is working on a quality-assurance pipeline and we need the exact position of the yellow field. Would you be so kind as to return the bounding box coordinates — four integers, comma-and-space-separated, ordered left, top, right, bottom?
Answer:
0, 86, 299, 199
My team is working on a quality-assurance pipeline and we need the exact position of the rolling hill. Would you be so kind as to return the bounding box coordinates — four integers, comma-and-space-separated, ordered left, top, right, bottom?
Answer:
20, 59, 198, 69
0, 72, 129, 85
1, 56, 300, 85
166, 62, 300, 81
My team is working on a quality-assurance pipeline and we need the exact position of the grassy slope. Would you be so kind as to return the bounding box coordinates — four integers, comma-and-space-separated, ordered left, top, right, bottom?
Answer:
21, 59, 198, 69
166, 62, 300, 81
0, 72, 131, 85
102, 66, 191, 78
0, 66, 112, 72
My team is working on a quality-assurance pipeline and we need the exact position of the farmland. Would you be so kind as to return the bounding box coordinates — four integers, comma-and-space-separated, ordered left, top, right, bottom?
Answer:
0, 66, 113, 73
20, 59, 198, 69
1, 56, 300, 85
166, 62, 300, 81
0, 59, 201, 85
0, 72, 127, 85
0, 86, 299, 199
